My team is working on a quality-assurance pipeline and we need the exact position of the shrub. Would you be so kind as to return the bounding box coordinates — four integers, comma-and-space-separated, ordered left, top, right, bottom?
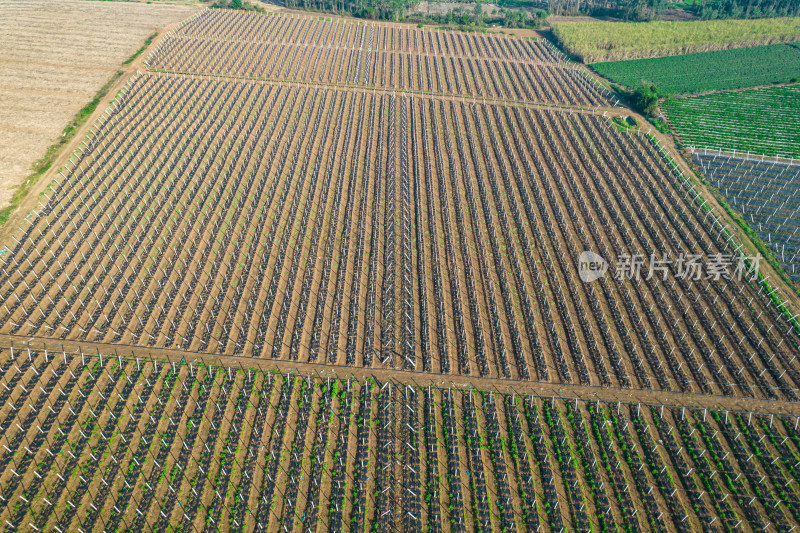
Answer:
631, 83, 659, 117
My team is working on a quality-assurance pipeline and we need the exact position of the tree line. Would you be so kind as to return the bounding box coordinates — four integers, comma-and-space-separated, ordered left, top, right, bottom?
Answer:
227, 0, 800, 23
282, 0, 418, 20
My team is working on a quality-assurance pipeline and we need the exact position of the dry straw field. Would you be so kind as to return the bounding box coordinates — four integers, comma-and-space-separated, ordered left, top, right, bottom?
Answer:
1, 7, 800, 532
0, 0, 197, 210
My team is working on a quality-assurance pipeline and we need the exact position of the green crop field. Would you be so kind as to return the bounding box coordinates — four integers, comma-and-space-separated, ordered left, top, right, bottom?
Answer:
593, 43, 800, 95
664, 85, 800, 158
552, 16, 800, 63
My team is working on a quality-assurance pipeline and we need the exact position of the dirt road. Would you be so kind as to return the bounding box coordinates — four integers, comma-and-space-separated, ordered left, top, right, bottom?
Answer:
3, 333, 799, 416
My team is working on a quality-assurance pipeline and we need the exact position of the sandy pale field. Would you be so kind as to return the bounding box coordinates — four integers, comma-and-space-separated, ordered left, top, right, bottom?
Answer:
0, 0, 199, 209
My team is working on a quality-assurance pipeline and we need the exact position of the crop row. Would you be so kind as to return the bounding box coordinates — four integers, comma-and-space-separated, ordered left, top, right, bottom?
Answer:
2, 72, 799, 399
664, 85, 800, 159
592, 43, 800, 95
171, 9, 566, 63
3, 350, 800, 530
693, 151, 800, 281
147, 35, 608, 107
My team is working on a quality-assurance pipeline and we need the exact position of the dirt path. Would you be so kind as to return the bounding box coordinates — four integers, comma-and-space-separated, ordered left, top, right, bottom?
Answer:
3, 333, 800, 417
0, 14, 197, 245
145, 66, 618, 113
2, 7, 798, 421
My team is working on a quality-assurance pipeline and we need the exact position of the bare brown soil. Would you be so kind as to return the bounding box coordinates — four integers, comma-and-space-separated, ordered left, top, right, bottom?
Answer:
2, 11, 798, 414
1, 9, 800, 529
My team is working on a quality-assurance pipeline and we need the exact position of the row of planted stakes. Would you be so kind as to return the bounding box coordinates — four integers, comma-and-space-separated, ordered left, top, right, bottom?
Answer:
0, 347, 799, 531
1, 72, 798, 398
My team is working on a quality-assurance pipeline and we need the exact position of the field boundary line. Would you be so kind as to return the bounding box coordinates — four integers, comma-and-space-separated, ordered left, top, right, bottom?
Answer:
690, 146, 800, 167
4, 334, 800, 416
142, 67, 618, 113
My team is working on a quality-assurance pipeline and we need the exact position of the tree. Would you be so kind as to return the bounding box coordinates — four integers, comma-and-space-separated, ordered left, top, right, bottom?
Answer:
619, 0, 668, 21
631, 83, 659, 116
473, 1, 483, 22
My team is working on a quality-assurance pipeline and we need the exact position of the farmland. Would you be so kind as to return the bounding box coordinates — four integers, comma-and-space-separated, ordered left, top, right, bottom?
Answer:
664, 85, 800, 158
146, 11, 610, 106
694, 151, 800, 282
1, 6, 800, 531
1, 9, 799, 399
2, 349, 800, 531
3, 67, 800, 398
0, 0, 198, 212
593, 43, 800, 95
552, 16, 800, 62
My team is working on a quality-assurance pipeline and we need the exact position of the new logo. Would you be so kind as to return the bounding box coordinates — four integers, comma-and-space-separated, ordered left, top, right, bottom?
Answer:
578, 251, 608, 283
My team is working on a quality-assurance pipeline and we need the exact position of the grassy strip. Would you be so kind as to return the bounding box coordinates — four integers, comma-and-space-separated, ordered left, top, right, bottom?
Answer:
0, 31, 157, 227
0, 70, 122, 226
123, 32, 157, 66
647, 133, 800, 332
611, 115, 637, 130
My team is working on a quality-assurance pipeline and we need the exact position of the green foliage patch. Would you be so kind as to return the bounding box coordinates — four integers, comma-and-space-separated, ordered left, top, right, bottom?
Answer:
593, 43, 800, 94
123, 32, 157, 66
